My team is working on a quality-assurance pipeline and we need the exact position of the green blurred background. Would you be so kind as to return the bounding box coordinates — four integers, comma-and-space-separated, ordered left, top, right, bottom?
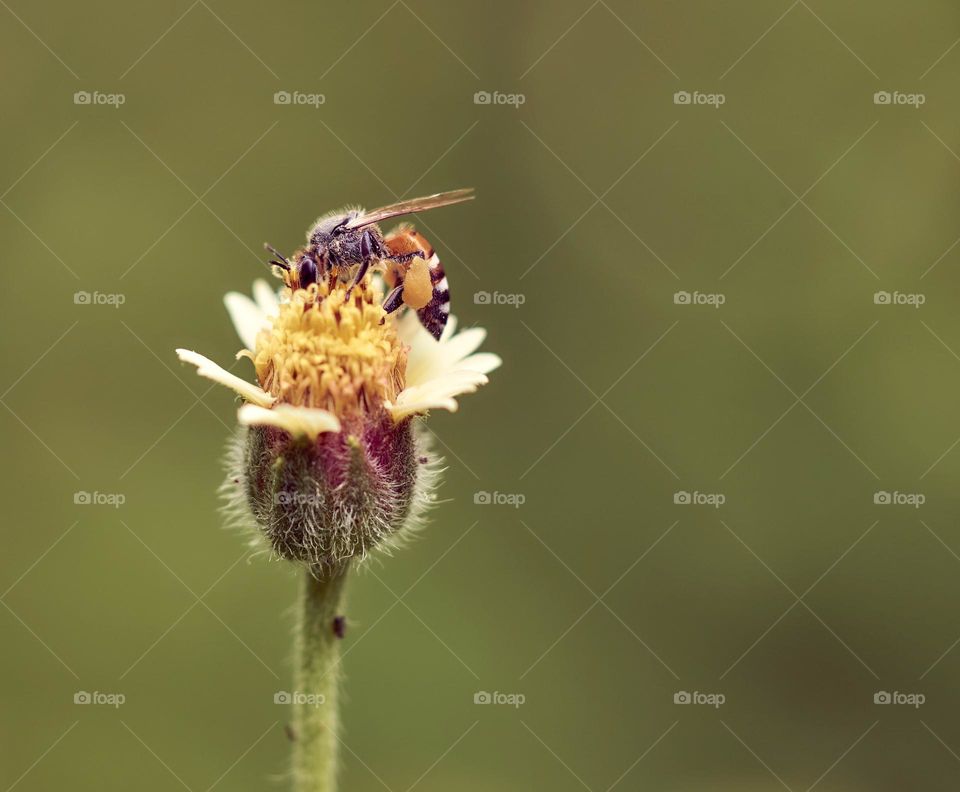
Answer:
3, 1, 960, 789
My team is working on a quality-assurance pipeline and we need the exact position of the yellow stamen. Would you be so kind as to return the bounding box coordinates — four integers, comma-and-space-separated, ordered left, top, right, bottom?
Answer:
250, 280, 406, 415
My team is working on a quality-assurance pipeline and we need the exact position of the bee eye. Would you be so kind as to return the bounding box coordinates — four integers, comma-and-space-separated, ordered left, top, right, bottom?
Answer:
298, 257, 318, 288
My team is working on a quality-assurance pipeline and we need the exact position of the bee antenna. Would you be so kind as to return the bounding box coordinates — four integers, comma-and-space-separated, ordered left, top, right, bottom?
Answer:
264, 243, 290, 265
268, 259, 290, 271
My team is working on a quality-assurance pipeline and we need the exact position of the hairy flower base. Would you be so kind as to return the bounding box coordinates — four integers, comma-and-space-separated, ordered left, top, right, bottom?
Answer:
223, 412, 438, 571
181, 279, 497, 570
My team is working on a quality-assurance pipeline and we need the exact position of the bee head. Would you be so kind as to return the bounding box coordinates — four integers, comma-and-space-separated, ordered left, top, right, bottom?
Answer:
263, 243, 324, 292
295, 254, 319, 289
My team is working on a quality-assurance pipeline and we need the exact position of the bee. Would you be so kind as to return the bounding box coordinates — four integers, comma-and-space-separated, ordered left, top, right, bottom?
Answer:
265, 188, 473, 340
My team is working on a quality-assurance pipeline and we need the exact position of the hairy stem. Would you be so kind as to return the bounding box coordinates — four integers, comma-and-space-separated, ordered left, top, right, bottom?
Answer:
293, 564, 349, 792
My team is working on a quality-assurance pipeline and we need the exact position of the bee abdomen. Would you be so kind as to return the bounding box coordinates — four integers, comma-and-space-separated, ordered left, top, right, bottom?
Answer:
384, 229, 451, 341
417, 253, 450, 340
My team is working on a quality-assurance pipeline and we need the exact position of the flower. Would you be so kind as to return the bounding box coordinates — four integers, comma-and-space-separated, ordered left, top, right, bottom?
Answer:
177, 276, 499, 570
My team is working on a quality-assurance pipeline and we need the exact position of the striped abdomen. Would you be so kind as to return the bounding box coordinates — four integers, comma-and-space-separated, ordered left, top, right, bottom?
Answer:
383, 226, 450, 340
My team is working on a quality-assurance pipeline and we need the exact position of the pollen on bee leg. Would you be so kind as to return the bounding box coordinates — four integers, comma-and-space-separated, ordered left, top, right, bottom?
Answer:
401, 258, 432, 310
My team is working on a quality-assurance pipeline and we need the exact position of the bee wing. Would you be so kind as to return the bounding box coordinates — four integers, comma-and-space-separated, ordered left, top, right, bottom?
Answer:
344, 188, 474, 230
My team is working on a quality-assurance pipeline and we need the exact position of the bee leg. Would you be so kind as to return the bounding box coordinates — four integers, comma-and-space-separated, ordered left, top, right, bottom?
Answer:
381, 285, 404, 316
345, 259, 371, 297
360, 229, 378, 261
346, 230, 381, 297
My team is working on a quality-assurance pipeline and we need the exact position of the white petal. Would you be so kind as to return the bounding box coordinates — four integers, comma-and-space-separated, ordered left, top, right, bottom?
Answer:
238, 404, 341, 439
439, 326, 487, 361
176, 349, 274, 407
388, 397, 458, 421
223, 292, 268, 349
395, 309, 423, 345
440, 314, 459, 340
252, 279, 280, 317
458, 352, 502, 375
396, 311, 458, 347
369, 271, 388, 301
388, 371, 488, 421
405, 322, 489, 387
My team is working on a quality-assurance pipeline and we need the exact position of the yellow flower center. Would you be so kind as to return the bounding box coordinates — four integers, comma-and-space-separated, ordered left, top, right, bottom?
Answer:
249, 279, 406, 415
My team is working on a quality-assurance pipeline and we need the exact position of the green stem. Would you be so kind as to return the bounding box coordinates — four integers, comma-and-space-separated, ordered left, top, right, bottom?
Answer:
293, 564, 349, 792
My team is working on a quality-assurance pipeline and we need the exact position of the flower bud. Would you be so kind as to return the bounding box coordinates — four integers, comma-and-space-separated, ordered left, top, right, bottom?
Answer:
179, 274, 498, 572
226, 412, 436, 571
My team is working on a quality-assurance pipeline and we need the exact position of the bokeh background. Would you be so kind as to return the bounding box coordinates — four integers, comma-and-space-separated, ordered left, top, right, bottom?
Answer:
3, 1, 960, 789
